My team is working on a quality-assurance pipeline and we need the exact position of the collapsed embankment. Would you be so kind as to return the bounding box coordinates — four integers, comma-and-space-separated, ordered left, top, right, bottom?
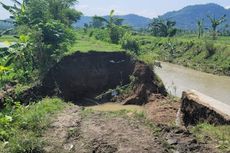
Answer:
0, 51, 229, 152
18, 51, 167, 106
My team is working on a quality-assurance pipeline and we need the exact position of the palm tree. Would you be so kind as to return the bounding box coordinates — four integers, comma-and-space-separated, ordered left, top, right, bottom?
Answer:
207, 15, 226, 40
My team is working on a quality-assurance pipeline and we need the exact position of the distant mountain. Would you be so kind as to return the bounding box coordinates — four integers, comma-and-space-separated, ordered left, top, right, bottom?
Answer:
161, 3, 230, 30
2, 3, 230, 31
75, 3, 230, 30
74, 14, 151, 29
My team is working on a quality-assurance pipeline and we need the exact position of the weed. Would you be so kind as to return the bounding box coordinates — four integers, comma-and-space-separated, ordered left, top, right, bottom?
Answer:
80, 108, 95, 118
120, 32, 140, 54
67, 127, 79, 139
3, 132, 44, 153
133, 111, 146, 119
205, 41, 216, 58
191, 123, 230, 152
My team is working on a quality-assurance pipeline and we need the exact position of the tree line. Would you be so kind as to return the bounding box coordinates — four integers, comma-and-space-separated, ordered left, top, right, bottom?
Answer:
147, 14, 227, 40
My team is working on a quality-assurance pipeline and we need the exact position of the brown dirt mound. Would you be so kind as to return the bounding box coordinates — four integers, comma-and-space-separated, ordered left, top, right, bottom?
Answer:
19, 51, 167, 106
121, 61, 167, 105
146, 96, 181, 125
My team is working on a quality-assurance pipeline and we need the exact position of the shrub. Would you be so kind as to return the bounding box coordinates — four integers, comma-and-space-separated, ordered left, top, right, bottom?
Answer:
205, 41, 216, 58
5, 132, 44, 153
93, 29, 110, 42
0, 98, 66, 152
120, 33, 140, 54
1, 0, 80, 80
109, 26, 125, 44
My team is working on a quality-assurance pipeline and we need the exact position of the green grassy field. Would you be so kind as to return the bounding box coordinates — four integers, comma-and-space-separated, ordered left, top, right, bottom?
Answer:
67, 31, 122, 55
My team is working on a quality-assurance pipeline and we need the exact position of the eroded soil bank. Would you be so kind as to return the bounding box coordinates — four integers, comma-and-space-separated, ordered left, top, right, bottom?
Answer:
19, 51, 167, 106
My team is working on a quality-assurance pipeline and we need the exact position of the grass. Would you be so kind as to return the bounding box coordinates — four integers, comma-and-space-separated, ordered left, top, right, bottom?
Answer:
191, 123, 230, 152
67, 31, 122, 55
0, 98, 67, 153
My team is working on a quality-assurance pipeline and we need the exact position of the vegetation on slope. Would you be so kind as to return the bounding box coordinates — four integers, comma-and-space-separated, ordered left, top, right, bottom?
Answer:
0, 98, 67, 153
135, 35, 230, 76
192, 123, 230, 152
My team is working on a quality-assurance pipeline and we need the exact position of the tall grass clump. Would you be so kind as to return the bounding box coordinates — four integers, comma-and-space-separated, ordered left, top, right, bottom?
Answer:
205, 41, 216, 58
120, 33, 140, 54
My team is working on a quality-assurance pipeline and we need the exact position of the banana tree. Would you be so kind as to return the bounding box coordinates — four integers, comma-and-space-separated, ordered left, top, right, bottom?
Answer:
93, 10, 125, 44
93, 10, 124, 28
207, 15, 226, 40
148, 18, 177, 37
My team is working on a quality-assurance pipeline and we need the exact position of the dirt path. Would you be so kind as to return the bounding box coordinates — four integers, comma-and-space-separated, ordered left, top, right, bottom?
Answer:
42, 105, 217, 153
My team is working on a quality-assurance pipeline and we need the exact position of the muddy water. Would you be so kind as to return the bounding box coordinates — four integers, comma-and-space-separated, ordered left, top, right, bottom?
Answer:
155, 62, 230, 105
87, 103, 144, 112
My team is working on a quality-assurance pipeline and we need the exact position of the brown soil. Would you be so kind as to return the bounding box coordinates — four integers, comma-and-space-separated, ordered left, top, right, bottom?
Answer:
146, 96, 181, 125
42, 105, 217, 153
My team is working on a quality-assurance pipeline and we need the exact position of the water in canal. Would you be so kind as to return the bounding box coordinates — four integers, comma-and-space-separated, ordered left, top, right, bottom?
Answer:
155, 62, 230, 105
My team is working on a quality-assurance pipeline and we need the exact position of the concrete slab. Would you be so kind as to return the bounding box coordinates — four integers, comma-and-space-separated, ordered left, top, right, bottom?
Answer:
181, 90, 230, 126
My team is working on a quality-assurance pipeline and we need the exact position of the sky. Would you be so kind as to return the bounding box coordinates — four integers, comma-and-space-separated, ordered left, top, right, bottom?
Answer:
0, 0, 230, 19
